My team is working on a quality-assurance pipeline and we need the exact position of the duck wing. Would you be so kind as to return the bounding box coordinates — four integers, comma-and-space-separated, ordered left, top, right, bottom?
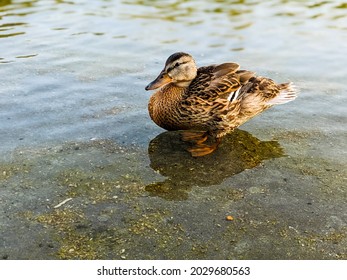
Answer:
187, 63, 255, 102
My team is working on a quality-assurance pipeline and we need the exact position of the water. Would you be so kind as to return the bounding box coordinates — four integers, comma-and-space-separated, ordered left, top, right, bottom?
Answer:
0, 0, 346, 259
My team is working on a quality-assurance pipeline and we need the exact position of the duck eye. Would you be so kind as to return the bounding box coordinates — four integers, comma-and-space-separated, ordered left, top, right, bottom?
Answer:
174, 62, 180, 68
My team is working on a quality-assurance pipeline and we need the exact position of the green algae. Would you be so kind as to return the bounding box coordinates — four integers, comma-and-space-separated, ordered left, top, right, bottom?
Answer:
32, 207, 188, 259
57, 169, 121, 201
35, 209, 118, 259
1, 131, 346, 259
0, 163, 30, 181
56, 167, 146, 204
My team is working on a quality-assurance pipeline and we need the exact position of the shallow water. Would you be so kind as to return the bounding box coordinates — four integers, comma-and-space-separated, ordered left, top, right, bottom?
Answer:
0, 0, 346, 259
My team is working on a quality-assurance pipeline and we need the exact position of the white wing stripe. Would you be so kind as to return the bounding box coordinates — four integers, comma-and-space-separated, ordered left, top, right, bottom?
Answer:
227, 87, 241, 102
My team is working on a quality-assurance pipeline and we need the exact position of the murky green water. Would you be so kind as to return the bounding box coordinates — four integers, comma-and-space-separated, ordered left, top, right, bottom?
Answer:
1, 0, 346, 259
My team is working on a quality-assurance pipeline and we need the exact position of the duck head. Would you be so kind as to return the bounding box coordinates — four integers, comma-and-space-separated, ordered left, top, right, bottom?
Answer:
145, 52, 197, 90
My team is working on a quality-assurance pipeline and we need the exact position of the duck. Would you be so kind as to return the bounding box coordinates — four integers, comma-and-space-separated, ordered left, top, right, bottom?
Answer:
145, 52, 298, 157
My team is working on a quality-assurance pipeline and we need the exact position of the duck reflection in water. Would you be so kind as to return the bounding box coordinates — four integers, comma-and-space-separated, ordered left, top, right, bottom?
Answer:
146, 129, 284, 201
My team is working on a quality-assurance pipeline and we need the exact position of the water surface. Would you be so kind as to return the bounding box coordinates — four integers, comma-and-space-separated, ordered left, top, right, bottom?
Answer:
0, 0, 346, 259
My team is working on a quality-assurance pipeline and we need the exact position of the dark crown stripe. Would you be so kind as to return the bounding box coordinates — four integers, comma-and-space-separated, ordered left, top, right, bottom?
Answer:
165, 52, 191, 65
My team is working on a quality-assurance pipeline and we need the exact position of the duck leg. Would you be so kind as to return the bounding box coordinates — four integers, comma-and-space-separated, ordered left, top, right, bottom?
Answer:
187, 138, 221, 157
180, 131, 208, 144
180, 131, 221, 157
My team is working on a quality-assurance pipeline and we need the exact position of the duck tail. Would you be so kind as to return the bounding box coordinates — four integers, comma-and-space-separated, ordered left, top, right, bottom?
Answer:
266, 82, 299, 105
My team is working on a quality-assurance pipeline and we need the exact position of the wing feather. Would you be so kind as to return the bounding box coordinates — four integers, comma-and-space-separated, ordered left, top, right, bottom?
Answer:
187, 63, 255, 101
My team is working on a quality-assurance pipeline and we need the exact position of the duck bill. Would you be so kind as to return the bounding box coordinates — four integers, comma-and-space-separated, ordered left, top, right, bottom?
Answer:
145, 71, 172, 90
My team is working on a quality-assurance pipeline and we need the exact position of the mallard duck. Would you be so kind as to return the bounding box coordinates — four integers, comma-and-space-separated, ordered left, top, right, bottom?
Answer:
145, 52, 297, 157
